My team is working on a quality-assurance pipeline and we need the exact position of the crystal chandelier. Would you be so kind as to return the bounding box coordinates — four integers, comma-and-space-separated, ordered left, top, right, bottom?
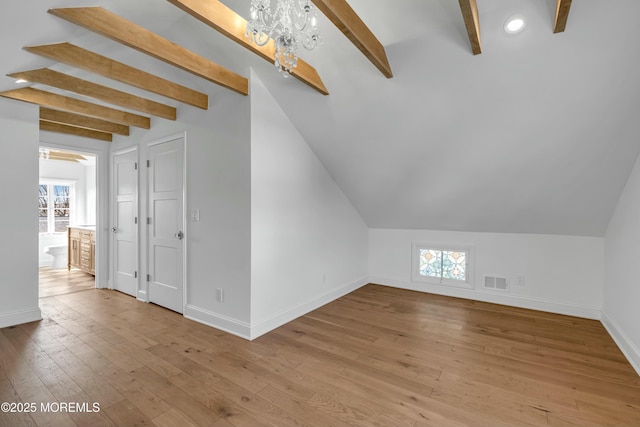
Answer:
246, 0, 322, 76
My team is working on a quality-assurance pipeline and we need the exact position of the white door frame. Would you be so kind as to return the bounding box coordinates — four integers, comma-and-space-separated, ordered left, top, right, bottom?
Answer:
110, 146, 139, 296
38, 141, 107, 288
143, 132, 188, 310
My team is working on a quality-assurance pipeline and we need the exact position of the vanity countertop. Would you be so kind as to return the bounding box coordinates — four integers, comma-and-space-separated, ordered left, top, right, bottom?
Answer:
68, 225, 96, 231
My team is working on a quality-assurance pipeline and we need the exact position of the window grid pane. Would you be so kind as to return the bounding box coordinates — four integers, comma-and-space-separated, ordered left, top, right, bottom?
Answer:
53, 185, 70, 217
442, 250, 466, 281
419, 248, 467, 282
39, 185, 49, 233
39, 183, 71, 233
419, 249, 442, 278
54, 217, 70, 232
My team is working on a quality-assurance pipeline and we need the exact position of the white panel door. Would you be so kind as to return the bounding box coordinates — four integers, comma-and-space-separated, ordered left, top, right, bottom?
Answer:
147, 137, 184, 313
112, 149, 138, 297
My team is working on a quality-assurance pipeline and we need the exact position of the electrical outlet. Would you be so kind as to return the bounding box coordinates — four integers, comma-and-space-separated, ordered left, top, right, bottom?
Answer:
216, 288, 224, 302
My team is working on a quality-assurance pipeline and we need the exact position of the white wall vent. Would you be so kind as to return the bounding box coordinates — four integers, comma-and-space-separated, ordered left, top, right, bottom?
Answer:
483, 275, 508, 291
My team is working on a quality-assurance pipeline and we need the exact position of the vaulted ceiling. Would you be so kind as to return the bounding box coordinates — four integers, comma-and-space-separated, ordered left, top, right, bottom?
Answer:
1, 0, 639, 236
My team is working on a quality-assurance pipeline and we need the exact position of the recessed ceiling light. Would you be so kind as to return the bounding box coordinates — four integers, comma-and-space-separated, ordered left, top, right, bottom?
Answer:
15, 79, 28, 84
504, 15, 526, 34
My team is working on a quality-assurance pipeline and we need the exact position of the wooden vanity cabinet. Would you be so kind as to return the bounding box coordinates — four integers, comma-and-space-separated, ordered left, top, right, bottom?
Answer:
68, 228, 81, 269
68, 227, 95, 275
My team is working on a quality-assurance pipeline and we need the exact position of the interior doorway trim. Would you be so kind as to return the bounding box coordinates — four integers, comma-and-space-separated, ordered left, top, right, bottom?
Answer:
38, 140, 108, 289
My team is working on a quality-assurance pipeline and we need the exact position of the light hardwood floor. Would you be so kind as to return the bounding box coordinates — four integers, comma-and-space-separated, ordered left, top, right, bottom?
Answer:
1, 284, 639, 427
39, 267, 95, 298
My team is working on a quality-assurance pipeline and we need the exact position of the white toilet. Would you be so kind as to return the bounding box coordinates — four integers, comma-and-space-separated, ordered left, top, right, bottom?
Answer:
44, 245, 68, 269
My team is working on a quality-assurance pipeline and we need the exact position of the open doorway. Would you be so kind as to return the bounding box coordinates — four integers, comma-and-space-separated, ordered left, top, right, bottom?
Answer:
38, 146, 97, 298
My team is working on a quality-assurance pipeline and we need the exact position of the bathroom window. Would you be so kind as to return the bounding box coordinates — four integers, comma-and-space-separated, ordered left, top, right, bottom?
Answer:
39, 182, 74, 234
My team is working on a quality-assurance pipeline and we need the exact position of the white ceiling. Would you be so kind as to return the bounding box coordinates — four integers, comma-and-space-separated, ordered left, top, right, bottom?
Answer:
2, 0, 640, 237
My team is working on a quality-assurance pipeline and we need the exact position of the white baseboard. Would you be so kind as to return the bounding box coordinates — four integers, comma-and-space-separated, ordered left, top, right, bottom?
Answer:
601, 311, 640, 376
370, 276, 602, 320
0, 307, 42, 329
184, 304, 251, 340
136, 289, 147, 302
249, 277, 369, 340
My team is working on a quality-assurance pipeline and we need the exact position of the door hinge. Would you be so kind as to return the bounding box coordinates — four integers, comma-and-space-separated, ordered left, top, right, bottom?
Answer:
147, 217, 152, 225
146, 274, 151, 282
146, 160, 150, 168
134, 271, 137, 278
134, 162, 138, 170
134, 216, 138, 224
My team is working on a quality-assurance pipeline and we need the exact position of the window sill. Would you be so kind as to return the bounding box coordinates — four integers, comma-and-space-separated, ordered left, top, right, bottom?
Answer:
412, 276, 474, 290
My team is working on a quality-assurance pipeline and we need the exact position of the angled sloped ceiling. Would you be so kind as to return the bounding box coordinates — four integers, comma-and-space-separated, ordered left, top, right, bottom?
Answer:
244, 0, 640, 237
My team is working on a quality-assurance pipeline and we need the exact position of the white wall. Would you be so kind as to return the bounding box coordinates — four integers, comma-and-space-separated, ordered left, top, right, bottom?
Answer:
603, 152, 640, 374
249, 70, 369, 339
369, 228, 604, 319
0, 101, 42, 327
85, 162, 97, 225
110, 89, 252, 335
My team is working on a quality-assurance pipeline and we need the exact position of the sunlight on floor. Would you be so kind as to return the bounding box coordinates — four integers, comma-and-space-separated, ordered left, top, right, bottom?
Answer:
39, 267, 95, 298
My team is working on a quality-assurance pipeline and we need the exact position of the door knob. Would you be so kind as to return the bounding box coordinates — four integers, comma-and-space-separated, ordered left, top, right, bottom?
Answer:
111, 227, 117, 233
175, 231, 184, 240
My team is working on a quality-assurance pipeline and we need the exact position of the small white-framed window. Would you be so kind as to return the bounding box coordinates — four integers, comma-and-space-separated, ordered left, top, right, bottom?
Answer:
412, 242, 474, 289
39, 180, 75, 234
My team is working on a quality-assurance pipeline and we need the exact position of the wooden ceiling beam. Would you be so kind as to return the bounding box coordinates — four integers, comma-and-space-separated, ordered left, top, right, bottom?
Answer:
24, 43, 208, 110
40, 121, 113, 142
458, 0, 482, 55
311, 0, 393, 78
40, 107, 130, 136
47, 156, 79, 162
47, 150, 87, 161
167, 0, 329, 95
554, 0, 573, 33
9, 68, 176, 120
48, 7, 248, 95
0, 88, 150, 129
